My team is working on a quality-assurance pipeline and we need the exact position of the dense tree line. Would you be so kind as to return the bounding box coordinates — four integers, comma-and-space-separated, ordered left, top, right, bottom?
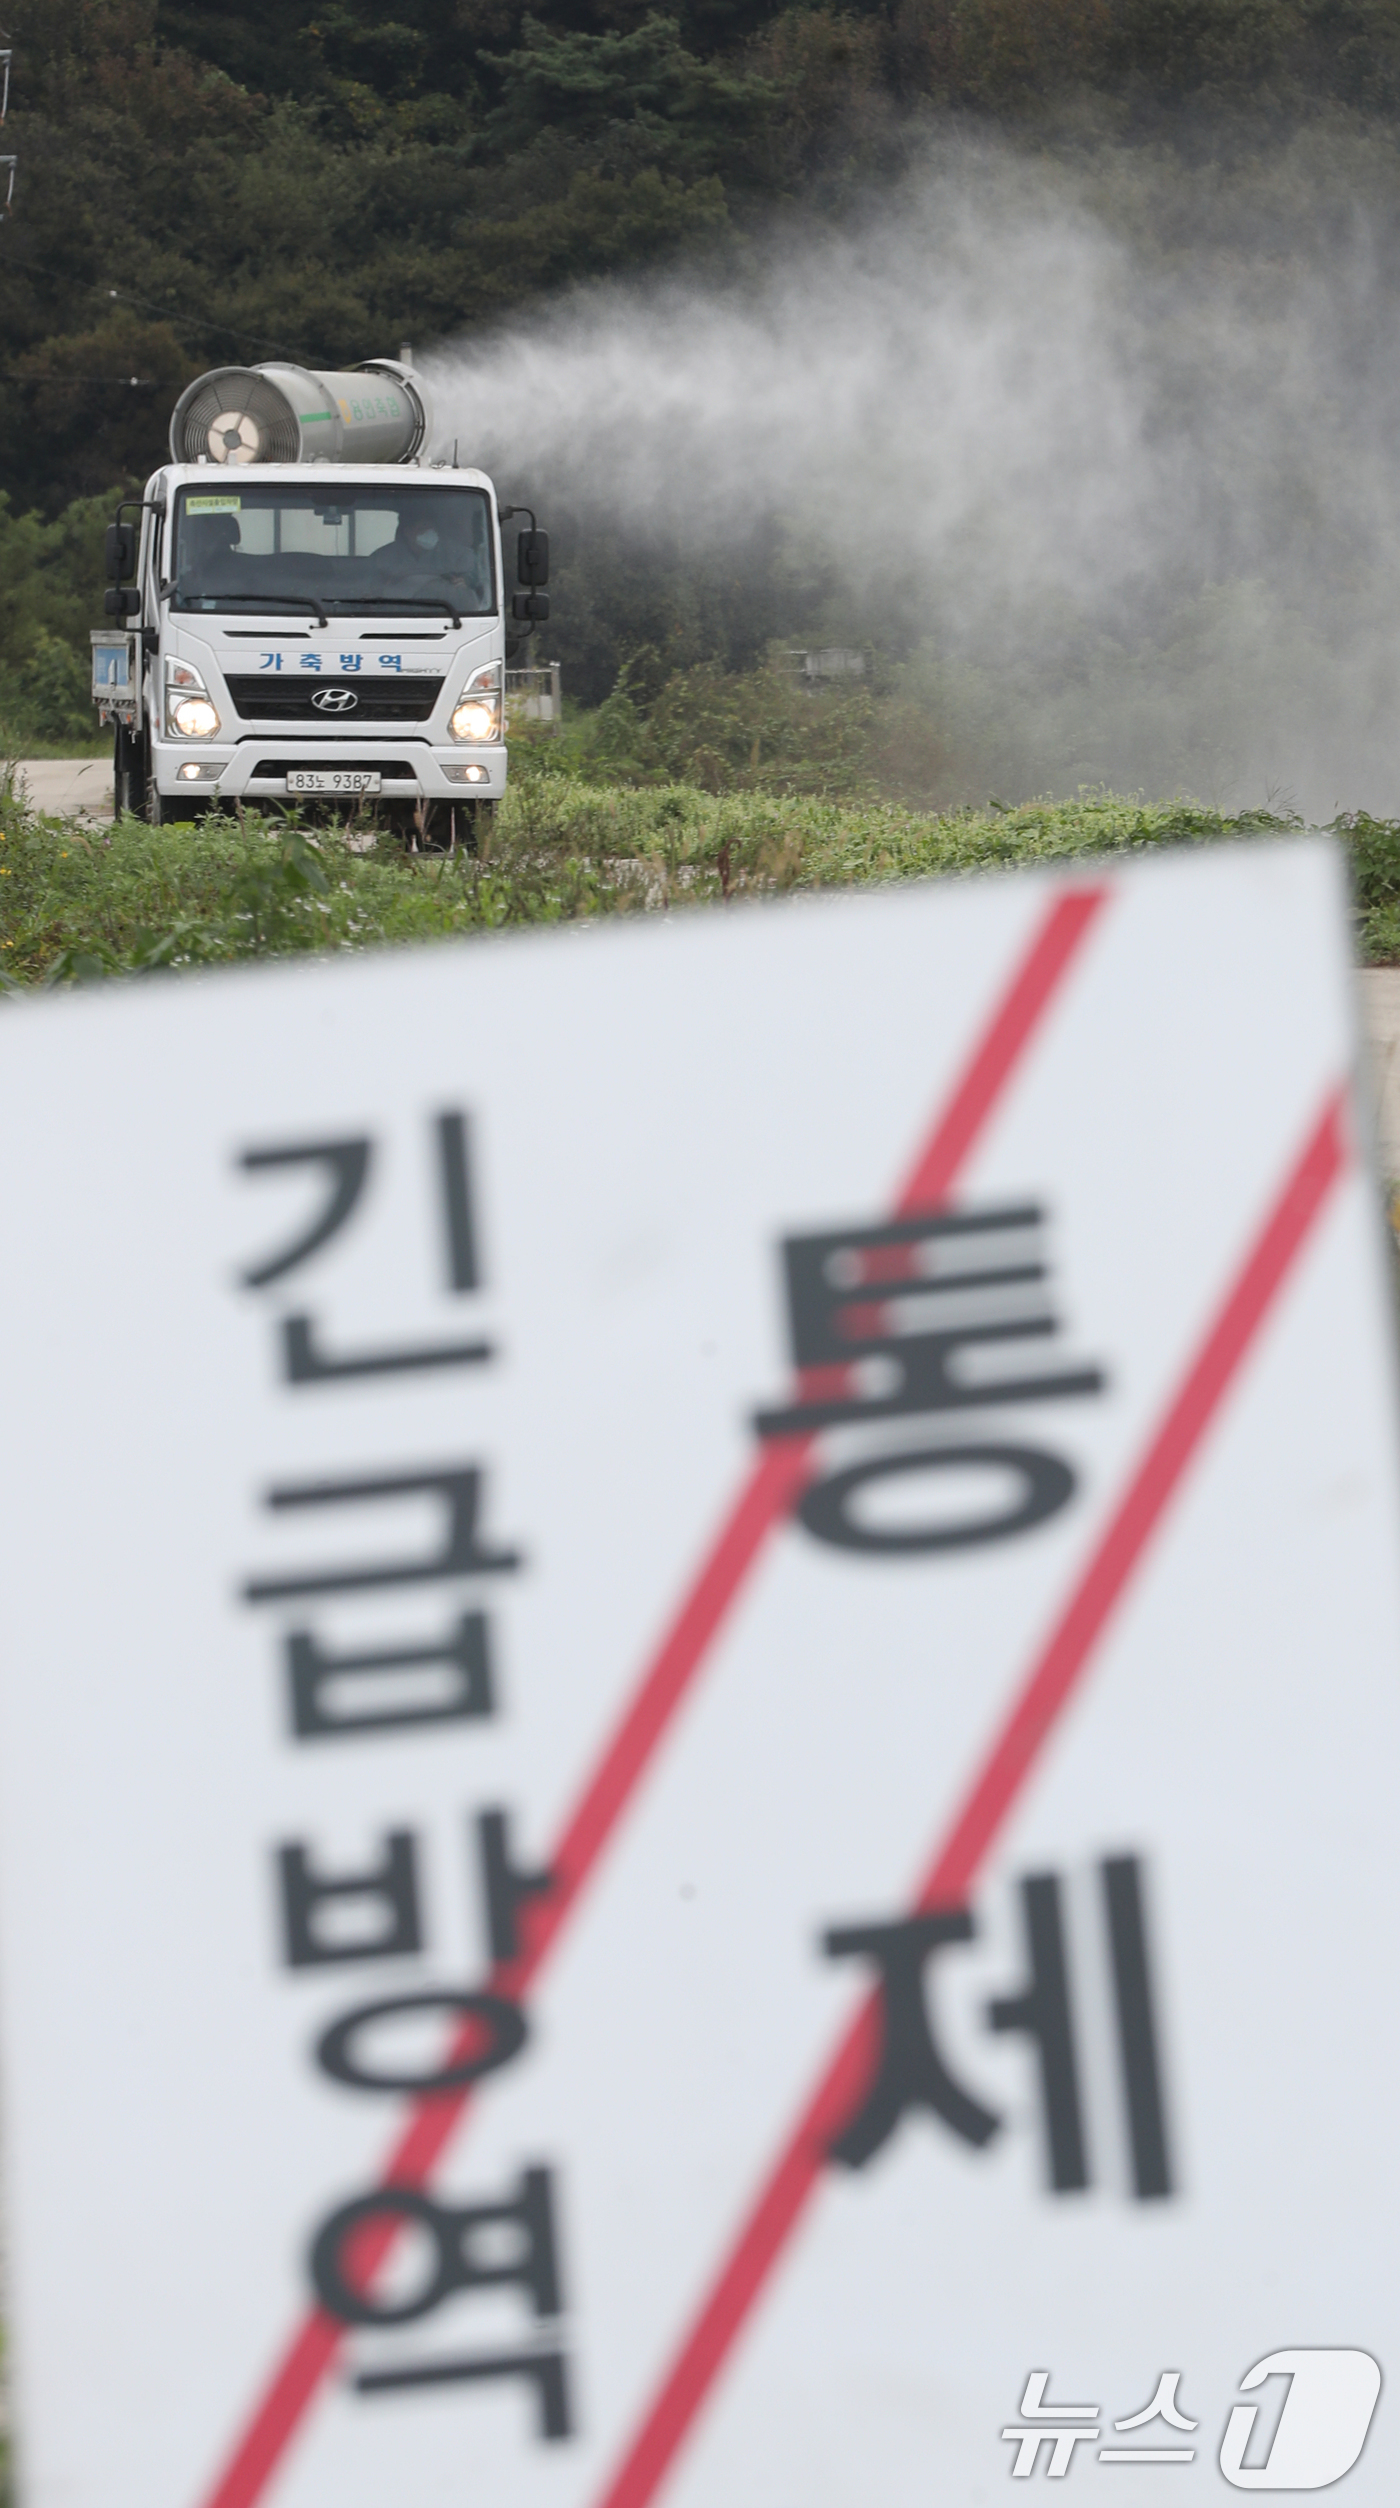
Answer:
7, 0, 1400, 744
7, 0, 1400, 515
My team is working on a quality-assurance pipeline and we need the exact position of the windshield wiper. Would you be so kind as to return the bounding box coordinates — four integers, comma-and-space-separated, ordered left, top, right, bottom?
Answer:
167, 588, 330, 627
353, 597, 465, 628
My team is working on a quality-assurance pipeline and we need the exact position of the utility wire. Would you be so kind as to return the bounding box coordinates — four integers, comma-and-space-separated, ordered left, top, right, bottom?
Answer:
96, 281, 299, 358
0, 255, 300, 358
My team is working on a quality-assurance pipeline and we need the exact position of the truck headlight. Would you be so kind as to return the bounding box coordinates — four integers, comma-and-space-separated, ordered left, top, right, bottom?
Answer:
450, 662, 502, 743
165, 656, 222, 739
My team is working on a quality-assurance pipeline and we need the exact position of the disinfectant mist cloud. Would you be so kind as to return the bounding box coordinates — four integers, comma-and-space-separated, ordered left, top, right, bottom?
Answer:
424, 135, 1400, 817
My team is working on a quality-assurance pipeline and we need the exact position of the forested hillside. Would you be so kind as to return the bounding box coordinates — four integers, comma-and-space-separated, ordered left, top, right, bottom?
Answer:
10, 0, 1400, 516
7, 0, 1400, 764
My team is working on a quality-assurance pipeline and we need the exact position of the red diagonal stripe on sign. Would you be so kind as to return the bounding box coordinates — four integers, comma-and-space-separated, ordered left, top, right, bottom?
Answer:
591, 1083, 1349, 2508
194, 883, 1109, 2508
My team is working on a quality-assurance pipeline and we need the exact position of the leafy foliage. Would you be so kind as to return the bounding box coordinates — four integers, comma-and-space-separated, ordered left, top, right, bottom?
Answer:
577, 652, 877, 791
480, 14, 779, 169
11, 0, 1400, 747
11, 0, 1400, 521
5, 752, 1400, 990
0, 487, 136, 743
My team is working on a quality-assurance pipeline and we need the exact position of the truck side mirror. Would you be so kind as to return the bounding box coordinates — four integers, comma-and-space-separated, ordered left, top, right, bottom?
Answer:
105, 521, 137, 582
103, 586, 141, 618
517, 529, 549, 588
511, 592, 550, 623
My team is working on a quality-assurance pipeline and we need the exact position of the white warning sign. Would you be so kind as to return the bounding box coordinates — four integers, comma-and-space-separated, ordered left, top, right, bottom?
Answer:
0, 837, 1396, 2507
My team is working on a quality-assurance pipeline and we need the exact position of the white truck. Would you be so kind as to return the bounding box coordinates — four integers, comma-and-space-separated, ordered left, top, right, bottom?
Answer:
90, 357, 549, 841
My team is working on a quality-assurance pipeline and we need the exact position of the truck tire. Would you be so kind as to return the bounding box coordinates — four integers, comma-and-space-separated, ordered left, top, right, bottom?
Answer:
114, 721, 148, 821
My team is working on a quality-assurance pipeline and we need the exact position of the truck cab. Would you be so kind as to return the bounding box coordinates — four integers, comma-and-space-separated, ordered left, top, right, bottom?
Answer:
92, 360, 548, 841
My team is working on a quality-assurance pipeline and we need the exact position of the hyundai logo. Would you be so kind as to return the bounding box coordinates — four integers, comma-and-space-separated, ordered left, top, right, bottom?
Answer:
311, 686, 358, 713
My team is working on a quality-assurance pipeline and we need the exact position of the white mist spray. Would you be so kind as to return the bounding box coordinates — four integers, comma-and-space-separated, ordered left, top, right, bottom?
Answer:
425, 134, 1400, 817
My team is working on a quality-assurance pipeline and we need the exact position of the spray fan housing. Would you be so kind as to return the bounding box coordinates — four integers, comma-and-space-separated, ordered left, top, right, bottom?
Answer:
169, 360, 432, 467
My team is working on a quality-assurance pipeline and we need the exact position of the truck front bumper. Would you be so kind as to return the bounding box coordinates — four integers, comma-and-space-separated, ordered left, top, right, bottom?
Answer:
151, 738, 507, 805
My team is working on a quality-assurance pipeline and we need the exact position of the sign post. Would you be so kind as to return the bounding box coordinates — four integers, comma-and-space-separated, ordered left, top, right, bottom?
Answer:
0, 839, 1396, 2507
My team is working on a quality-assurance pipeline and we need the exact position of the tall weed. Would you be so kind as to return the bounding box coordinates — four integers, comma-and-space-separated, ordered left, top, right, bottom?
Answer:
3, 774, 1398, 990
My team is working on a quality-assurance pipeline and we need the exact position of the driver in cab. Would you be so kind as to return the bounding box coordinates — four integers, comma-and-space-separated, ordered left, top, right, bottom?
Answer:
369, 508, 489, 606
179, 508, 243, 589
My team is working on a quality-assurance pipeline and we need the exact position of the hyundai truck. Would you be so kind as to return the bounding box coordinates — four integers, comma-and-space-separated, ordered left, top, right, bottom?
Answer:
90, 356, 549, 841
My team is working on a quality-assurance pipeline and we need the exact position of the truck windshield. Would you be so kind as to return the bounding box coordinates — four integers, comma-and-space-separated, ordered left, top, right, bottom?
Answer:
171, 484, 496, 615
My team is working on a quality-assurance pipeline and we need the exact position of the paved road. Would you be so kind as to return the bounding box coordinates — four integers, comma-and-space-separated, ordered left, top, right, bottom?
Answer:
12, 757, 112, 822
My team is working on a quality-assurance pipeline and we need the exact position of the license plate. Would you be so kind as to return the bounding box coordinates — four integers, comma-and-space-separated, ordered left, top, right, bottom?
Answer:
285, 770, 383, 796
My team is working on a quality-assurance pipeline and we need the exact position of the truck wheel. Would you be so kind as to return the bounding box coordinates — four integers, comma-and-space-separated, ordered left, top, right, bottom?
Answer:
113, 722, 147, 820
146, 785, 166, 828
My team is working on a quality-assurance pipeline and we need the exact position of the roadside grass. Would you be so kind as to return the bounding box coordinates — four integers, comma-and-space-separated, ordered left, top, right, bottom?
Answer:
3, 762, 1400, 989
3, 734, 110, 761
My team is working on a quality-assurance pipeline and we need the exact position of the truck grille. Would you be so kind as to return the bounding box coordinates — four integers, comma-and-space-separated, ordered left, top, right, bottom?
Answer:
225, 676, 443, 723
250, 759, 418, 778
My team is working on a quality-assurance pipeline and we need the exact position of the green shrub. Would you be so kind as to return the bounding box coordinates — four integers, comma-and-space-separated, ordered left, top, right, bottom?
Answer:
6, 761, 1397, 991
570, 654, 877, 796
10, 630, 96, 746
